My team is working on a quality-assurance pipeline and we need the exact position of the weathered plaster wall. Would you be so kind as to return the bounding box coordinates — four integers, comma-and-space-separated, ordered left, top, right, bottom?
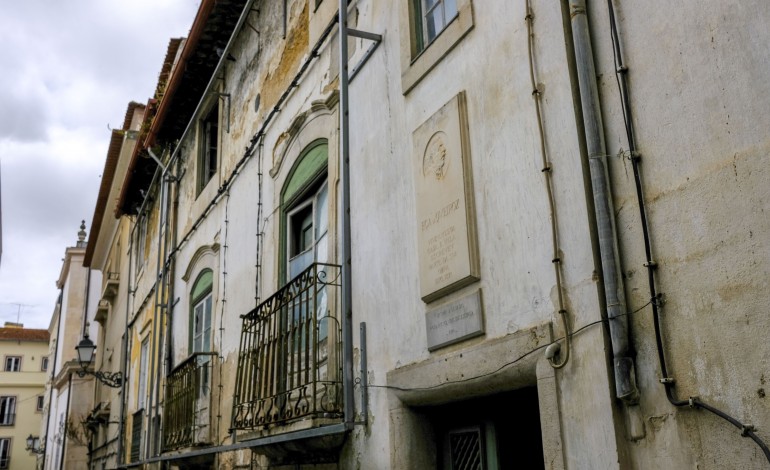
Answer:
344, 0, 623, 467
589, 1, 770, 468
128, 0, 770, 468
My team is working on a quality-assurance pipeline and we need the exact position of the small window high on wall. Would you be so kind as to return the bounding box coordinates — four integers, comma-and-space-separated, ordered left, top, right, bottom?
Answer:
412, 0, 458, 54
197, 104, 219, 195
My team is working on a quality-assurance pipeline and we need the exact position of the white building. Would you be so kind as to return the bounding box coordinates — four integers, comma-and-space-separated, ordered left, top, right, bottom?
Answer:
83, 0, 770, 468
42, 225, 100, 470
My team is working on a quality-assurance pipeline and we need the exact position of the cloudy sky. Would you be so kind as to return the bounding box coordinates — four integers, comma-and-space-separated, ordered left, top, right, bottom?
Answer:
0, 1, 200, 329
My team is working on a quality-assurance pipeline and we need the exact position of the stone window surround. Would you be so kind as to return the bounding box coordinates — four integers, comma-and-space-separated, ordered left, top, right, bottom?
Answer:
3, 356, 21, 372
399, 0, 474, 94
181, 244, 221, 358
196, 99, 221, 197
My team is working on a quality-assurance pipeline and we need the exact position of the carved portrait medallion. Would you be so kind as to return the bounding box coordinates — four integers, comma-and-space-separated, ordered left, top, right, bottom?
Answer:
423, 131, 449, 180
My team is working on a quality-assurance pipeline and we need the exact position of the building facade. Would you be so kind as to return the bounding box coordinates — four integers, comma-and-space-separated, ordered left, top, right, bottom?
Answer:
41, 226, 100, 470
81, 101, 147, 470
81, 0, 770, 468
0, 323, 49, 470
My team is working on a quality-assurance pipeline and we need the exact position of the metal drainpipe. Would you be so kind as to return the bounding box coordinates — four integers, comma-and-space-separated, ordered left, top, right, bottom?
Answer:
570, 0, 638, 403
154, 151, 175, 453
339, 0, 356, 424
59, 373, 73, 470
145, 156, 170, 459
117, 219, 135, 468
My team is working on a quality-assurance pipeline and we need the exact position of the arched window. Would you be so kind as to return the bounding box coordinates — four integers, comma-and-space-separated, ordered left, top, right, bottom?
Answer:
281, 141, 329, 282
190, 269, 213, 354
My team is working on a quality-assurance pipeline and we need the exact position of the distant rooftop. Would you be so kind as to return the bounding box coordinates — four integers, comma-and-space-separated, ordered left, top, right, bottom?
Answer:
0, 324, 50, 342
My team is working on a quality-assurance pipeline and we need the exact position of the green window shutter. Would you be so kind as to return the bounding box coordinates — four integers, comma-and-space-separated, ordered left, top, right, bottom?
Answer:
191, 270, 213, 303
282, 142, 328, 205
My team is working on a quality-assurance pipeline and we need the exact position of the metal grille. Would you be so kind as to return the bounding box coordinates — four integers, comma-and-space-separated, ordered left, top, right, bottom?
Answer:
232, 263, 343, 430
130, 410, 143, 462
162, 352, 216, 451
449, 428, 483, 470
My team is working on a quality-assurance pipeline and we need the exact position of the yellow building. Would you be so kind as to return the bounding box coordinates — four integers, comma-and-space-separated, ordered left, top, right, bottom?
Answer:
0, 323, 49, 470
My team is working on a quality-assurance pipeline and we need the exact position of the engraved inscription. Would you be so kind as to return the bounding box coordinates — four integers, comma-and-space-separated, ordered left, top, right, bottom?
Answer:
426, 290, 484, 350
413, 92, 479, 302
426, 225, 457, 286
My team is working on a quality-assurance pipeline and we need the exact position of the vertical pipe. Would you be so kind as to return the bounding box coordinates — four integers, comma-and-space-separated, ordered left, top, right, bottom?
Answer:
82, 267, 91, 336
569, 0, 638, 403
154, 165, 173, 453
59, 374, 73, 470
117, 219, 136, 468
145, 169, 165, 459
338, 0, 356, 424
359, 322, 367, 425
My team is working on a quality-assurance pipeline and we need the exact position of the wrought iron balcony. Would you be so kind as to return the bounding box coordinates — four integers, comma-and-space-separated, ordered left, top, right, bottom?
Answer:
232, 262, 343, 431
162, 352, 216, 451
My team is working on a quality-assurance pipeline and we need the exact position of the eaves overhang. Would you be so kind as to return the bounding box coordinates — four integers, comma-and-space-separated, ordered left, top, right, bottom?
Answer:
84, 103, 145, 267
117, 0, 246, 216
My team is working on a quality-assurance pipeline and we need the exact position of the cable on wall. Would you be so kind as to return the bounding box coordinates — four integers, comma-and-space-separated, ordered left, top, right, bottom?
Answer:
368, 299, 652, 393
164, 15, 339, 265
254, 136, 265, 308
216, 189, 231, 445
525, 0, 572, 368
604, 0, 770, 461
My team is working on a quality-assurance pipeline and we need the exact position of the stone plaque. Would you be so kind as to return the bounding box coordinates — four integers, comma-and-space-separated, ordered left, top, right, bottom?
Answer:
426, 290, 484, 351
413, 91, 479, 303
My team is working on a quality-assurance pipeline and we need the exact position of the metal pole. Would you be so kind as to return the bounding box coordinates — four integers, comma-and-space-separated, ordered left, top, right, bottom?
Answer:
117, 219, 136, 468
359, 322, 368, 425
338, 0, 355, 424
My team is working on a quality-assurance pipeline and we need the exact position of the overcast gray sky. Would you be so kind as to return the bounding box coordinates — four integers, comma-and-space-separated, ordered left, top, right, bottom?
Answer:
0, 1, 200, 329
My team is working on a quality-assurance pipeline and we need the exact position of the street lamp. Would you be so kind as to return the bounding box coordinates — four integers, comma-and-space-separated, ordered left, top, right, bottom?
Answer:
75, 334, 123, 388
25, 435, 44, 454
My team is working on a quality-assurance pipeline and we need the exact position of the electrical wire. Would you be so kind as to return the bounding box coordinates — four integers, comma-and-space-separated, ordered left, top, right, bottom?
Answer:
525, 0, 571, 369
605, 0, 770, 462
216, 189, 231, 443
366, 299, 653, 393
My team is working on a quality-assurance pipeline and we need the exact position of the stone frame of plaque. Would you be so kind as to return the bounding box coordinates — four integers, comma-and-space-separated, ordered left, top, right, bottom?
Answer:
426, 289, 485, 351
413, 91, 480, 303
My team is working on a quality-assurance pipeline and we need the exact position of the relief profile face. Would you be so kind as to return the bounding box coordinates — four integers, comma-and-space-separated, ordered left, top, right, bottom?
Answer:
423, 131, 449, 181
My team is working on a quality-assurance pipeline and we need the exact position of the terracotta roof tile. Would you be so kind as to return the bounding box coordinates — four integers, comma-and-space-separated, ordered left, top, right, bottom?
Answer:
0, 327, 50, 342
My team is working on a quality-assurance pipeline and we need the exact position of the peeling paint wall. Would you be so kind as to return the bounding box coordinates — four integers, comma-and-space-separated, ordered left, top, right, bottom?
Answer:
110, 0, 770, 468
589, 1, 770, 468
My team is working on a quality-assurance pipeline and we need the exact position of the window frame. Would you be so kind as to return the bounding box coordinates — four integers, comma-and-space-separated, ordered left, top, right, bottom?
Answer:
197, 102, 220, 196
138, 337, 149, 411
134, 211, 148, 276
413, 0, 459, 54
0, 437, 9, 469
279, 141, 329, 284
286, 180, 329, 279
400, 0, 474, 94
41, 356, 49, 372
0, 396, 16, 426
36, 396, 44, 412
189, 270, 214, 355
3, 356, 20, 372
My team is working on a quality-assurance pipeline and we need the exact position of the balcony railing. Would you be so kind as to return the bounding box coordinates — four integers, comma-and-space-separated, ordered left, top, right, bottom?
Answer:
232, 263, 343, 431
162, 352, 216, 451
